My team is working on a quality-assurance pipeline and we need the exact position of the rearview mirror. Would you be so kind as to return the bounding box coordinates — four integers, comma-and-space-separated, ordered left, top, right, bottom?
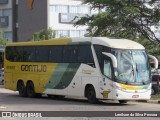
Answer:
102, 52, 117, 68
148, 54, 158, 73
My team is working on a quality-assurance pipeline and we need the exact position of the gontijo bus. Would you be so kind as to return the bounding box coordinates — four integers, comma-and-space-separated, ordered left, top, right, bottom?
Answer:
4, 37, 158, 104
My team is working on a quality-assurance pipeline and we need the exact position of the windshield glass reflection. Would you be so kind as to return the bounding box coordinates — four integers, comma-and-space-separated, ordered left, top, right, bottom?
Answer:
112, 49, 150, 84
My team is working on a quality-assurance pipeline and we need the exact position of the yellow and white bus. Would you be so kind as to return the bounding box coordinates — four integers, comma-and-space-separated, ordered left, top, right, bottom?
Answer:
4, 37, 158, 103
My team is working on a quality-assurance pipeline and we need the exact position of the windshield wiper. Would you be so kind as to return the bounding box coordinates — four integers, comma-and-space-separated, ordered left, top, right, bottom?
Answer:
125, 81, 128, 85
142, 81, 146, 85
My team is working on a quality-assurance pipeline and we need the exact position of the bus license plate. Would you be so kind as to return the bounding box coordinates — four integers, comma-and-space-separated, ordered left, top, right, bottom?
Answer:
132, 95, 139, 98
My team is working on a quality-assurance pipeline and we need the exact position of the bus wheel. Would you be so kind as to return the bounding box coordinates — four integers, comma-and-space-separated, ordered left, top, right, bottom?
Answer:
119, 100, 128, 104
87, 86, 97, 104
17, 81, 27, 97
26, 82, 35, 98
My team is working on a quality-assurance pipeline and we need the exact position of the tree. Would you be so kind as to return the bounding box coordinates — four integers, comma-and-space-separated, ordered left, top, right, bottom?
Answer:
75, 0, 160, 45
0, 29, 7, 47
136, 37, 160, 59
30, 28, 56, 41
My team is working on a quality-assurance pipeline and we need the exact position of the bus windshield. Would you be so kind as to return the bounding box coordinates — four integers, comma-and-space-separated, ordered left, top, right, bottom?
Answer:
112, 49, 150, 85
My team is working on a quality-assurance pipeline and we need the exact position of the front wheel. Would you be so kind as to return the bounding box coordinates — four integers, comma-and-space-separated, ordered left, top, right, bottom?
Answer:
26, 82, 36, 98
87, 86, 97, 104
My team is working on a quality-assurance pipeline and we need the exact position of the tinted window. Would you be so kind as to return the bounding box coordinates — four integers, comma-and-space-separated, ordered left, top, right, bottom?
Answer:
23, 47, 36, 62
63, 46, 78, 63
15, 47, 23, 62
103, 59, 112, 79
6, 46, 22, 62
78, 45, 94, 63
5, 45, 95, 66
94, 45, 103, 63
94, 45, 111, 67
36, 46, 49, 62
49, 46, 63, 62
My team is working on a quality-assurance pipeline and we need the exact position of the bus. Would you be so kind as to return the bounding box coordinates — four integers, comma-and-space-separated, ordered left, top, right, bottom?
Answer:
4, 37, 158, 104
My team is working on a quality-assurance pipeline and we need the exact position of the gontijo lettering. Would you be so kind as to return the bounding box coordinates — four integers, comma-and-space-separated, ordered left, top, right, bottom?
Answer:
21, 65, 47, 72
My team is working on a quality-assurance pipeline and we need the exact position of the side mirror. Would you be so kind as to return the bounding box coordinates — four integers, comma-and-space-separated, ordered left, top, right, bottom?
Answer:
148, 54, 158, 73
102, 52, 117, 68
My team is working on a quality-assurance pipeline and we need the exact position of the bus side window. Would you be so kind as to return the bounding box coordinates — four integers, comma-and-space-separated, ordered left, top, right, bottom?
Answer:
49, 46, 63, 63
6, 47, 18, 62
78, 45, 95, 67
36, 46, 49, 62
103, 59, 112, 79
15, 47, 23, 62
23, 47, 36, 62
63, 46, 78, 63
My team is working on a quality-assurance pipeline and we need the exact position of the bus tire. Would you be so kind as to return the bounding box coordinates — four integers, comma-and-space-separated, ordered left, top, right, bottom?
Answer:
86, 86, 97, 104
119, 100, 128, 104
26, 82, 36, 98
17, 81, 27, 97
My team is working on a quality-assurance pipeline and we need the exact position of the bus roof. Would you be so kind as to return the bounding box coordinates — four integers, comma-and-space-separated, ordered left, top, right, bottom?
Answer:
7, 37, 145, 50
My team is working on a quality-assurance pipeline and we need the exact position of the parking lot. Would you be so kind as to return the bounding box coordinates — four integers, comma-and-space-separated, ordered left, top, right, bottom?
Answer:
0, 85, 160, 120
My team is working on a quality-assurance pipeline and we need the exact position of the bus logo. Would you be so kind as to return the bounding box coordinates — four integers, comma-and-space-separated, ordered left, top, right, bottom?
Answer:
28, 0, 34, 9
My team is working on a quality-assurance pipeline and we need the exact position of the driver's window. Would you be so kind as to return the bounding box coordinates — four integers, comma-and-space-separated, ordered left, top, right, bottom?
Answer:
104, 60, 112, 79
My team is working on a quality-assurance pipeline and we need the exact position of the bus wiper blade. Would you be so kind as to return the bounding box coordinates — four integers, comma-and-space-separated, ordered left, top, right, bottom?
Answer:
125, 81, 128, 85
142, 81, 147, 85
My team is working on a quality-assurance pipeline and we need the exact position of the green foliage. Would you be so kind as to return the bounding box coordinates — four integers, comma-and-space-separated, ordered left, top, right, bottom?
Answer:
136, 37, 160, 60
75, 0, 160, 45
30, 28, 56, 41
0, 29, 7, 47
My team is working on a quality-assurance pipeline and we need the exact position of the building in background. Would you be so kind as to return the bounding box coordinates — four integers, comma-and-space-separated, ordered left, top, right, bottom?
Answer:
0, 0, 16, 42
1, 0, 160, 42
16, 0, 98, 42
48, 0, 89, 38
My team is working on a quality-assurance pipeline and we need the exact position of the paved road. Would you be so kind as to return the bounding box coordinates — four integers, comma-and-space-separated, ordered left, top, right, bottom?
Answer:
0, 85, 160, 120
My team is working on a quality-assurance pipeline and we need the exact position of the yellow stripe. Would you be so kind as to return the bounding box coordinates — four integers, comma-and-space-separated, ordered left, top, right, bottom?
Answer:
7, 38, 72, 46
118, 83, 144, 90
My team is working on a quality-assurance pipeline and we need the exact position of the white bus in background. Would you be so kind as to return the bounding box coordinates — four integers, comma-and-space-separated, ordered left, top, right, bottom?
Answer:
4, 37, 158, 104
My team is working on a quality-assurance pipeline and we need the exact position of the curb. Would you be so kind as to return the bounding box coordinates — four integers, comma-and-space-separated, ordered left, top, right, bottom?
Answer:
137, 100, 160, 104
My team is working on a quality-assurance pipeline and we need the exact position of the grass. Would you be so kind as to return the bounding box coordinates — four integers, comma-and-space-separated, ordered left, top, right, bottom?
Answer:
151, 94, 160, 100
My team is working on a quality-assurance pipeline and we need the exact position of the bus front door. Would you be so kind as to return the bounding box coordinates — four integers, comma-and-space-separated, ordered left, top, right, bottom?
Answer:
101, 55, 114, 100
